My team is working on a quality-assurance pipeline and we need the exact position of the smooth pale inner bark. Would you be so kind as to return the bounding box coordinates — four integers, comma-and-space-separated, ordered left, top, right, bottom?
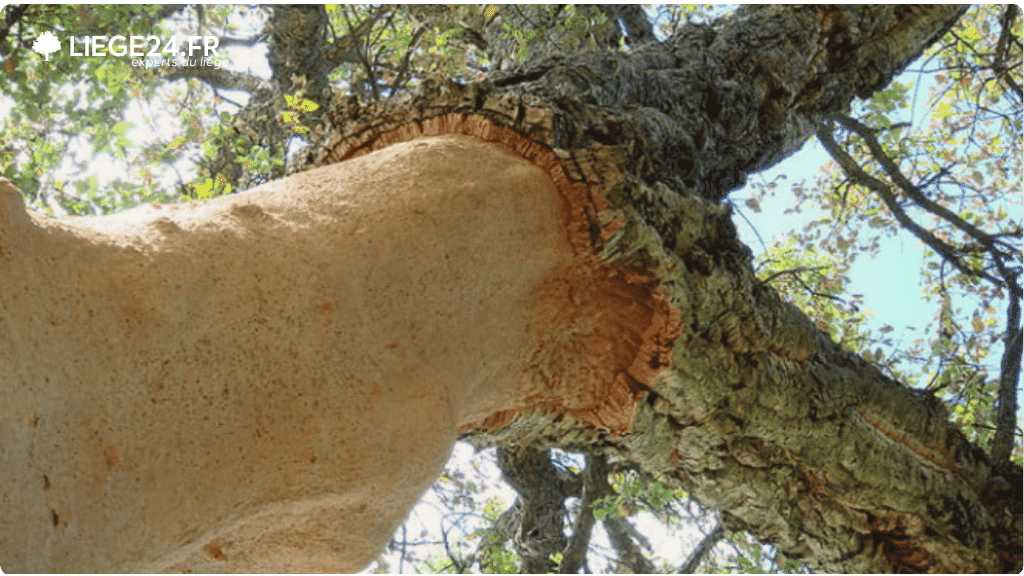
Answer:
0, 135, 672, 572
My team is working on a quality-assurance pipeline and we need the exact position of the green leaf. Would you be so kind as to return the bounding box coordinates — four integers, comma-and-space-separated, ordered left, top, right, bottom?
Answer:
193, 178, 214, 200
201, 141, 219, 159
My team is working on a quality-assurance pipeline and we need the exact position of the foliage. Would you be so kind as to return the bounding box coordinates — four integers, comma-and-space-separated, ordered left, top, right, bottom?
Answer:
592, 470, 678, 522
0, 5, 192, 215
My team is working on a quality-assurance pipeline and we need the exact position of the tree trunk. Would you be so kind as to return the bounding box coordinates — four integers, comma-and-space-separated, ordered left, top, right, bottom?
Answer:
0, 5, 1018, 573
1, 136, 677, 571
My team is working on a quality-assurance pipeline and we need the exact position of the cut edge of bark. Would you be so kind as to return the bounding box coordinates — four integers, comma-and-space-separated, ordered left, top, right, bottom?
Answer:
316, 111, 682, 435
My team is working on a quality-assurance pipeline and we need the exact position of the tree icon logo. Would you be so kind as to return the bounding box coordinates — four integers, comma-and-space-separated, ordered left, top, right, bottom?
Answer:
33, 31, 61, 61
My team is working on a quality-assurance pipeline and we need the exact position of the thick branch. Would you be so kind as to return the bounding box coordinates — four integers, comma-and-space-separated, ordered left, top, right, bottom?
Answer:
320, 5, 970, 204
496, 446, 575, 574
267, 5, 331, 106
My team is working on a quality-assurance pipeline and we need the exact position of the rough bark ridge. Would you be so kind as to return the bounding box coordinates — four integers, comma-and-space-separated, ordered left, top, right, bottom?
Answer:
306, 5, 1020, 572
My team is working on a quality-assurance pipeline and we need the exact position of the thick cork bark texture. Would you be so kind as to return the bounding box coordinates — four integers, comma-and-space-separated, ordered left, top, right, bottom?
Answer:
0, 134, 678, 572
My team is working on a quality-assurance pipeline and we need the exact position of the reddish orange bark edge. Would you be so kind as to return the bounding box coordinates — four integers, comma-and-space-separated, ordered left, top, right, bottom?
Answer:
330, 112, 682, 435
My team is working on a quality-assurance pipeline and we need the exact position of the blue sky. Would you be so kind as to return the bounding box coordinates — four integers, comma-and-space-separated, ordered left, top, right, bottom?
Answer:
735, 132, 933, 355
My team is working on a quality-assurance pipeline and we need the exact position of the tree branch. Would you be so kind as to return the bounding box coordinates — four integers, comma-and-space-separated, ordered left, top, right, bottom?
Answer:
597, 5, 657, 46
678, 522, 724, 574
158, 65, 271, 93
993, 277, 1023, 472
994, 5, 1023, 101
820, 115, 1023, 472
496, 446, 572, 573
602, 515, 656, 574
558, 452, 606, 574
0, 4, 29, 48
832, 115, 1001, 253
815, 123, 997, 284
